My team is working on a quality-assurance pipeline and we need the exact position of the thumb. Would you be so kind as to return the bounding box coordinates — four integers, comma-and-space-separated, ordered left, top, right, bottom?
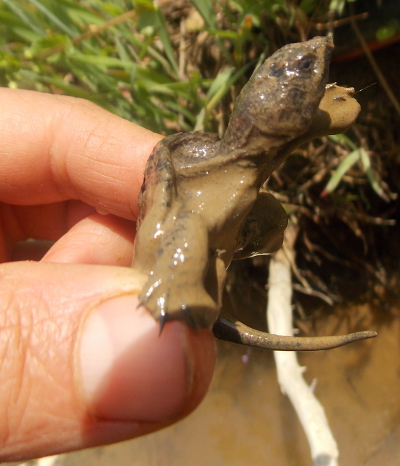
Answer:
0, 261, 215, 462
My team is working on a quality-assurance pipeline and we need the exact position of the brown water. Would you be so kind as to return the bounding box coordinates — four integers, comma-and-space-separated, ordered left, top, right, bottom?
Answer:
6, 303, 400, 466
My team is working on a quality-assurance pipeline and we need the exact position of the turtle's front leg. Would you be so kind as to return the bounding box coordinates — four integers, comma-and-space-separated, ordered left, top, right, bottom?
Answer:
138, 211, 221, 329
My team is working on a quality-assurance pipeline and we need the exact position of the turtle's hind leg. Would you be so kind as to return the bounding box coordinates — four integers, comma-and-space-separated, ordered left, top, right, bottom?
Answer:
138, 212, 220, 330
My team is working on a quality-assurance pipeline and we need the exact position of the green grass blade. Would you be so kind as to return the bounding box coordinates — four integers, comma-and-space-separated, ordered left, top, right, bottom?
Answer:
321, 149, 360, 196
1, 0, 46, 36
190, 0, 217, 28
135, 1, 180, 76
328, 133, 357, 151
26, 0, 77, 36
190, 0, 233, 63
195, 62, 252, 130
359, 148, 390, 202
152, 7, 180, 78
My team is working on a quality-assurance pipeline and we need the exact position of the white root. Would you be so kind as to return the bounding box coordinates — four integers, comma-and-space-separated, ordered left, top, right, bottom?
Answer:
267, 224, 339, 466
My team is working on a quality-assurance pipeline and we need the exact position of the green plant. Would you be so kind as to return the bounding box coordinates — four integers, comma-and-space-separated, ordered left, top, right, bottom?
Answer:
0, 0, 331, 133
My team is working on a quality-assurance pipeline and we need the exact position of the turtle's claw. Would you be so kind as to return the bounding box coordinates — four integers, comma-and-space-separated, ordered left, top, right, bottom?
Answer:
159, 311, 167, 334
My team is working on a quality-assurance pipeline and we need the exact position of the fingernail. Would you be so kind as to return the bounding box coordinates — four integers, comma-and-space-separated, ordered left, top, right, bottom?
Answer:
77, 295, 193, 422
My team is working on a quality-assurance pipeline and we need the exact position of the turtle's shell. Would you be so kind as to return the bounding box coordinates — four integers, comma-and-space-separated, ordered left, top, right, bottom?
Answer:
138, 131, 287, 260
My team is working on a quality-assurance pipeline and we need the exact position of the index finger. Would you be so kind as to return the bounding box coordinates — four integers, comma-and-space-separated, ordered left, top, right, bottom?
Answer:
0, 88, 162, 220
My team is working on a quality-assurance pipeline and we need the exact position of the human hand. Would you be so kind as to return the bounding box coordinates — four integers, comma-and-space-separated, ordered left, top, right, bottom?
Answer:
0, 89, 216, 462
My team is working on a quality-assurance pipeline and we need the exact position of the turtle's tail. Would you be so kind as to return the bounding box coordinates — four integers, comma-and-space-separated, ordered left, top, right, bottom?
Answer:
213, 316, 377, 351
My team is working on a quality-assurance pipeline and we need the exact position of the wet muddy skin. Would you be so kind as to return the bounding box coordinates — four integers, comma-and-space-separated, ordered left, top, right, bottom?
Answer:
132, 36, 374, 350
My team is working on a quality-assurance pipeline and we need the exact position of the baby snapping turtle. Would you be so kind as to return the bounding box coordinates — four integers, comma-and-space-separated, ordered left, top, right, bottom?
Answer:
133, 36, 376, 350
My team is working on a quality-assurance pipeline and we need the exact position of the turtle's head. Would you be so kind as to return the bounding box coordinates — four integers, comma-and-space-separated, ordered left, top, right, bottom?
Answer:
221, 36, 334, 154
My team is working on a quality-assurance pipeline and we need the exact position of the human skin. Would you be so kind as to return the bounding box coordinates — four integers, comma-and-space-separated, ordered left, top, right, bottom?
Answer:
0, 88, 216, 462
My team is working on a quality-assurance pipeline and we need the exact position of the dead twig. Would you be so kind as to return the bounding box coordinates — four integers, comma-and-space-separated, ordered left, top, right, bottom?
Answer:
36, 9, 138, 59
292, 283, 335, 306
312, 12, 368, 32
351, 15, 400, 119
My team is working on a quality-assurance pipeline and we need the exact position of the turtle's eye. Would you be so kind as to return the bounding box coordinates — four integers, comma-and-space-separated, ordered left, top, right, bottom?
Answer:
298, 54, 316, 72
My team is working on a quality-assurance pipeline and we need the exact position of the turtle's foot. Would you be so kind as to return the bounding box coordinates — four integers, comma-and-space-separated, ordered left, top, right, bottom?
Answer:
213, 315, 377, 351
138, 277, 219, 330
